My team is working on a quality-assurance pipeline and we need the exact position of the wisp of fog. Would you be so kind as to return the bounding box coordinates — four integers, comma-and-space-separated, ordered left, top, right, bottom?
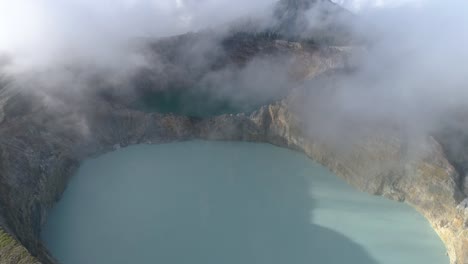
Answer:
0, 0, 467, 144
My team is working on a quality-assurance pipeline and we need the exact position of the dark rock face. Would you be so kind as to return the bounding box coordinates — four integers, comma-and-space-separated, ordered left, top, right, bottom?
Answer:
435, 113, 468, 197
274, 0, 321, 36
272, 0, 355, 44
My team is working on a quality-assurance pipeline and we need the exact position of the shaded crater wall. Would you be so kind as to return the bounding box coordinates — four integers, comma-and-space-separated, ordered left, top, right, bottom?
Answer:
0, 97, 467, 264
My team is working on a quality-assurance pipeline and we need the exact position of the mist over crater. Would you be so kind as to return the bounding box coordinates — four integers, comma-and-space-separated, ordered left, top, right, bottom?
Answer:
0, 1, 467, 264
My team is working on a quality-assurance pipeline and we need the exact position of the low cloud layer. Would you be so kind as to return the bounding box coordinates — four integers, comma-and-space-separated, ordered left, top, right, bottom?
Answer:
1, 0, 467, 141
0, 0, 276, 72
333, 0, 423, 10
0, 0, 427, 71
334, 0, 468, 128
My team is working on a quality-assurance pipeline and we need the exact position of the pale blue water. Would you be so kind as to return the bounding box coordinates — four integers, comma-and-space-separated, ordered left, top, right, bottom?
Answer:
42, 141, 448, 264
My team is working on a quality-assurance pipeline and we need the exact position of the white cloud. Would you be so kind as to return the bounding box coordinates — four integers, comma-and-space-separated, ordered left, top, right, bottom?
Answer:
0, 1, 49, 54
0, 0, 276, 72
332, 0, 424, 11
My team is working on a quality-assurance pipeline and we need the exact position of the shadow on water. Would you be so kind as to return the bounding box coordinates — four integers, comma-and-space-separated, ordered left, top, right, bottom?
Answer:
42, 142, 379, 264
147, 162, 379, 264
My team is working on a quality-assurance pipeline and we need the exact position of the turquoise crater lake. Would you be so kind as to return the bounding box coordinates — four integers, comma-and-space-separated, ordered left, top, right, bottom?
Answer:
42, 141, 448, 264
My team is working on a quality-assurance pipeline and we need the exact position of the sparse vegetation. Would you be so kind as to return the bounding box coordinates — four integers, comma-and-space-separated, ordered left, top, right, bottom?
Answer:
0, 228, 39, 264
